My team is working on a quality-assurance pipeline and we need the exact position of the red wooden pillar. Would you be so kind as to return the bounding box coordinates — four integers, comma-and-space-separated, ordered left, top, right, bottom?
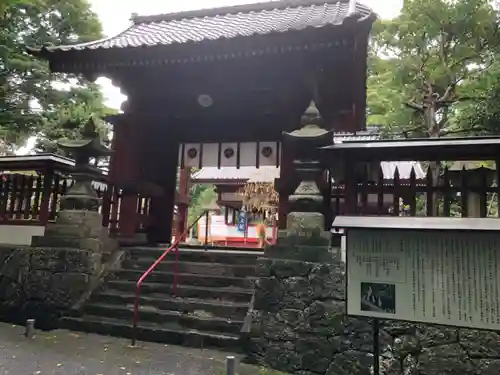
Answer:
177, 167, 191, 241
111, 118, 140, 238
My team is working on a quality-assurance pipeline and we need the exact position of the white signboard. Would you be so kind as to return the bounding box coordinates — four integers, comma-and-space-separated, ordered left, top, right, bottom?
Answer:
346, 229, 500, 330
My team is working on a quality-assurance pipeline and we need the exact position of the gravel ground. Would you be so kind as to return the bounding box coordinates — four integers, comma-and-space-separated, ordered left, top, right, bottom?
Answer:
0, 323, 259, 375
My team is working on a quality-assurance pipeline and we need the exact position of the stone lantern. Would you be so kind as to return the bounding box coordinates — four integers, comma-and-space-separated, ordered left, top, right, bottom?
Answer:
32, 117, 114, 252
28, 117, 117, 315
57, 117, 113, 211
277, 101, 333, 254
448, 161, 496, 217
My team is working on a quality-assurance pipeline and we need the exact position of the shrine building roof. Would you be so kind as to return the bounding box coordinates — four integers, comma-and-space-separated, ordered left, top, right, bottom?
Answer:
27, 0, 375, 71
192, 162, 425, 184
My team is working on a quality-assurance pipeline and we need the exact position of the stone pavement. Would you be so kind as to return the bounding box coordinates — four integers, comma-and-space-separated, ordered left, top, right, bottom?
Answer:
0, 323, 261, 375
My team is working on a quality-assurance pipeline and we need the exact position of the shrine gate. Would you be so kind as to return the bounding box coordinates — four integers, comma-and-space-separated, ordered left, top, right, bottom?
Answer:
28, 0, 376, 243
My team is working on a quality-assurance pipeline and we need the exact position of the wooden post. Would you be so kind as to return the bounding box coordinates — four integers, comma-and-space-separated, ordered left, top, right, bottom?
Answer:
112, 118, 140, 238
344, 160, 358, 216
147, 139, 178, 244
39, 166, 54, 225
277, 143, 292, 229
177, 167, 191, 241
101, 129, 118, 228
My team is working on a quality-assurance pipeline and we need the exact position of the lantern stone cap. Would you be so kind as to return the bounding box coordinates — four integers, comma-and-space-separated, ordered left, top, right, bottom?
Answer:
286, 124, 330, 138
333, 216, 500, 232
284, 101, 331, 139
57, 117, 112, 156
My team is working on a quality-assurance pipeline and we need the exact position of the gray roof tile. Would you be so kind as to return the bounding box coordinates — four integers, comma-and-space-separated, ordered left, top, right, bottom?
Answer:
43, 0, 374, 52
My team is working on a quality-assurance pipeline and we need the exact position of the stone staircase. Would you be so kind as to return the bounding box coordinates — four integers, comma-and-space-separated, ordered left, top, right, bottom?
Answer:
61, 245, 261, 350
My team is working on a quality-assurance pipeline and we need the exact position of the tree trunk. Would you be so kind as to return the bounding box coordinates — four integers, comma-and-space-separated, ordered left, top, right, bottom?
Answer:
426, 101, 441, 217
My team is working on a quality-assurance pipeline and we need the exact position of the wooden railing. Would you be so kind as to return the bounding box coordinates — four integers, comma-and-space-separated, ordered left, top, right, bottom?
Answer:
330, 164, 500, 219
0, 172, 108, 225
0, 155, 160, 233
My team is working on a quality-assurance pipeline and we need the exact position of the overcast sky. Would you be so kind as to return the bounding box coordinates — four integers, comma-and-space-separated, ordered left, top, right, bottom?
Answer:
89, 0, 403, 109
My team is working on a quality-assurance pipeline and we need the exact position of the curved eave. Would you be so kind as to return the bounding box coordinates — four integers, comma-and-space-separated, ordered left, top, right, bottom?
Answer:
26, 13, 376, 74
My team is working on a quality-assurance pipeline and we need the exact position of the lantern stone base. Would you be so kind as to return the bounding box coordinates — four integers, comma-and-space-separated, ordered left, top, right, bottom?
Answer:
0, 246, 103, 328
31, 211, 117, 255
0, 210, 120, 328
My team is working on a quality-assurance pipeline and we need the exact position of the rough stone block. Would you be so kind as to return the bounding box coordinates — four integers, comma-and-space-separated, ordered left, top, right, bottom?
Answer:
31, 236, 102, 252
56, 210, 103, 227
0, 245, 102, 325
287, 211, 325, 231
265, 243, 333, 263
44, 223, 102, 239
48, 272, 92, 309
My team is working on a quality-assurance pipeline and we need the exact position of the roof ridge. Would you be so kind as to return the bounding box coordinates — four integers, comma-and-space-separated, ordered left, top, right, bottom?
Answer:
132, 0, 356, 24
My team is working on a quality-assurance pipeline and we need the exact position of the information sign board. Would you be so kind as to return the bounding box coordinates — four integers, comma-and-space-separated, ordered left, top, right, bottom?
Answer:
335, 216, 500, 330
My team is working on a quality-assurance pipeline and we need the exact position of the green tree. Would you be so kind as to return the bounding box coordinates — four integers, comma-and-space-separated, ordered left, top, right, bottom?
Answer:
1, 0, 111, 152
188, 182, 216, 225
367, 0, 499, 215
453, 59, 500, 134
368, 0, 499, 138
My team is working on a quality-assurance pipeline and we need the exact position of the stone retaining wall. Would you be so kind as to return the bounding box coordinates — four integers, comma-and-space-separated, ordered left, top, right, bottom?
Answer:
0, 246, 102, 327
246, 248, 500, 375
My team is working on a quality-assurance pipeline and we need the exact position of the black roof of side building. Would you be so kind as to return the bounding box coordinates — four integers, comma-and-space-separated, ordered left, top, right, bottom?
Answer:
27, 0, 376, 72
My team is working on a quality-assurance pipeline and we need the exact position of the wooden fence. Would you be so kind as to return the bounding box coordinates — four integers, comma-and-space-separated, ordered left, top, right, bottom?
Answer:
0, 169, 155, 233
326, 138, 500, 220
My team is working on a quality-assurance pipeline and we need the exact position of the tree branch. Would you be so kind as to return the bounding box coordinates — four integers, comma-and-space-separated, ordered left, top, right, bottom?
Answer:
405, 101, 425, 112
437, 84, 455, 103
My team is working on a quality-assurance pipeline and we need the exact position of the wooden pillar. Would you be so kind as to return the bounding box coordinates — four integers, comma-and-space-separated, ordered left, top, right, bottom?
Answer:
177, 167, 191, 241
277, 143, 293, 229
322, 168, 333, 231
344, 160, 358, 215
39, 166, 54, 225
101, 132, 117, 228
111, 118, 140, 238
147, 139, 179, 244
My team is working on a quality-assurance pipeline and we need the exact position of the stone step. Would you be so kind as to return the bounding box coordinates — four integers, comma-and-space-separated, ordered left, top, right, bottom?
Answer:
126, 247, 262, 265
84, 303, 244, 335
112, 269, 254, 289
105, 280, 254, 302
90, 291, 249, 319
122, 259, 256, 278
60, 315, 241, 351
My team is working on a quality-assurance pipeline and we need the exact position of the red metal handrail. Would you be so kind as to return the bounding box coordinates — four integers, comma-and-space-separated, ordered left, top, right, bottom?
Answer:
131, 210, 209, 346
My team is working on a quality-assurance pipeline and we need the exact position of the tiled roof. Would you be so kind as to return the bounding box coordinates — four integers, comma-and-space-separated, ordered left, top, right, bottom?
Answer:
192, 166, 280, 183
192, 162, 425, 183
333, 127, 380, 143
39, 0, 374, 52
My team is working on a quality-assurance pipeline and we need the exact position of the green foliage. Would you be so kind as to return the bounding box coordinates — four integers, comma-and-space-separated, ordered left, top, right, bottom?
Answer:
188, 181, 216, 226
0, 0, 113, 152
368, 0, 500, 137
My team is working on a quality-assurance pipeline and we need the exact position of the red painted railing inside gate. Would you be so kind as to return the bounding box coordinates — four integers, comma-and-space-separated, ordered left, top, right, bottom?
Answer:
131, 210, 209, 346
